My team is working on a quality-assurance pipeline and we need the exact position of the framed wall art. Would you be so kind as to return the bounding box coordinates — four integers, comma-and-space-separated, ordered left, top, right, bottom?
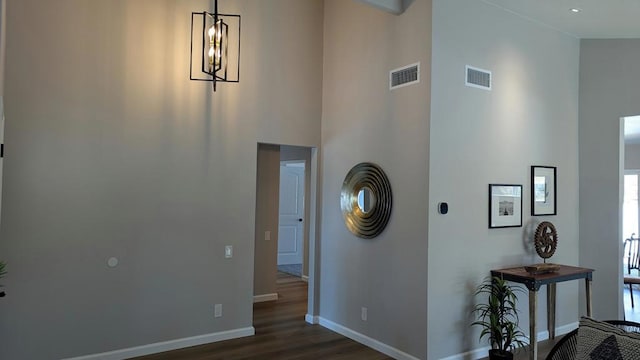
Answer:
489, 184, 523, 228
531, 166, 557, 216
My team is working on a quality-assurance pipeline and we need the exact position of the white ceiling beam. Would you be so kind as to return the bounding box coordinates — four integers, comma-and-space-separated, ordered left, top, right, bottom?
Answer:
355, 0, 405, 15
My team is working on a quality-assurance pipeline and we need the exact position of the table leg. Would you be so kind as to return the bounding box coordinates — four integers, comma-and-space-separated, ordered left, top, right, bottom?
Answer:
547, 283, 556, 339
529, 290, 537, 360
586, 278, 592, 317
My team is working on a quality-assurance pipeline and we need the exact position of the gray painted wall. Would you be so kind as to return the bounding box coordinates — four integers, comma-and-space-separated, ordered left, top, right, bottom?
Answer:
0, 0, 4, 96
254, 144, 280, 298
321, 0, 431, 358
0, 0, 322, 358
429, 1, 580, 358
579, 39, 640, 321
7, 1, 628, 359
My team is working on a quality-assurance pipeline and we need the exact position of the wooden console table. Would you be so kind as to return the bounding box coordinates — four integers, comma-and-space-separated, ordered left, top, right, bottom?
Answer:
491, 264, 594, 360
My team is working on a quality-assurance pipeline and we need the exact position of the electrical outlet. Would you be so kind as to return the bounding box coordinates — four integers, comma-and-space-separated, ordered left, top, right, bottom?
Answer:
265, 231, 271, 241
361, 307, 367, 321
214, 304, 222, 318
225, 245, 233, 258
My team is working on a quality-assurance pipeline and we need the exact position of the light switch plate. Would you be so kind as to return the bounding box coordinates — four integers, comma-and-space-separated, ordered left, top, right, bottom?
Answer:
225, 245, 233, 258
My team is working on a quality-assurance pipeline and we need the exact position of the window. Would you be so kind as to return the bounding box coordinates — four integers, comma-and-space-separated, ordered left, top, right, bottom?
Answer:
623, 173, 640, 241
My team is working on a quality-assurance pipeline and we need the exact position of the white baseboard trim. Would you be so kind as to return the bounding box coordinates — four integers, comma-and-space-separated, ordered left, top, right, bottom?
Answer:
438, 346, 489, 360
318, 317, 420, 360
439, 322, 579, 360
64, 327, 255, 360
305, 314, 319, 324
253, 293, 279, 303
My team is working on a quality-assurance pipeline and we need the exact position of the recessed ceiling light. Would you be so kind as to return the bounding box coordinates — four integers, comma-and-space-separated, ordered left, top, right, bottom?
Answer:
570, 8, 581, 13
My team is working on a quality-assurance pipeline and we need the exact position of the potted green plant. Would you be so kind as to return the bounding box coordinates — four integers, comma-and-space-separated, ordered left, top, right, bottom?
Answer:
472, 276, 528, 360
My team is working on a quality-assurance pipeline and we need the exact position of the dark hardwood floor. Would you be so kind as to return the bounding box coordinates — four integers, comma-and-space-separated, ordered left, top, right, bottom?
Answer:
624, 284, 640, 322
131, 275, 640, 360
132, 272, 390, 360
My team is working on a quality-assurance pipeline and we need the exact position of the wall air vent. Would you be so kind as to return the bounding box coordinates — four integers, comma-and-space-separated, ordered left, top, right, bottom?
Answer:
465, 65, 492, 90
390, 62, 420, 90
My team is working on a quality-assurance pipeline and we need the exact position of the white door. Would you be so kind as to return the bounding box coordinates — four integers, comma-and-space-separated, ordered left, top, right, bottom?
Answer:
278, 162, 305, 265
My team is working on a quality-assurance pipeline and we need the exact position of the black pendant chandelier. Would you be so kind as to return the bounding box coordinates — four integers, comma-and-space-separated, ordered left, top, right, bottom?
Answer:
190, 0, 241, 92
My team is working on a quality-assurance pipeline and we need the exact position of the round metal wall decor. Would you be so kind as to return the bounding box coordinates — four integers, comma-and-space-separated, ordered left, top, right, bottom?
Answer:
534, 221, 558, 260
340, 162, 392, 239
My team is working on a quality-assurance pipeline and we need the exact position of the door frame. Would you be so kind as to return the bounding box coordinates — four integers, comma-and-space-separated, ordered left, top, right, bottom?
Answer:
305, 147, 320, 323
252, 144, 320, 324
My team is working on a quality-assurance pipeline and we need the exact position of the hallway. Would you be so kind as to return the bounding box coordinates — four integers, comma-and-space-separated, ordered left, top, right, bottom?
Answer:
624, 285, 640, 322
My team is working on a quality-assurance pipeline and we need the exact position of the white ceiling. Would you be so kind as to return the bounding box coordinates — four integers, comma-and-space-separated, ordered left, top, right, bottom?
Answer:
481, 0, 640, 39
480, 1, 640, 143
356, 0, 404, 14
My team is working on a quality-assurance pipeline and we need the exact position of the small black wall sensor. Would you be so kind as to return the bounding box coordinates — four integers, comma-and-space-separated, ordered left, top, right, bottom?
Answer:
438, 202, 448, 215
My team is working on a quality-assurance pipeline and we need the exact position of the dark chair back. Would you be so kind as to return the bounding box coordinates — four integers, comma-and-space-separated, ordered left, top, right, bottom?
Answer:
545, 320, 640, 360
625, 236, 640, 275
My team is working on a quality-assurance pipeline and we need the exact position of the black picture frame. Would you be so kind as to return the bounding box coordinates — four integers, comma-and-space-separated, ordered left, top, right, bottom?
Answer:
531, 166, 557, 216
489, 184, 523, 228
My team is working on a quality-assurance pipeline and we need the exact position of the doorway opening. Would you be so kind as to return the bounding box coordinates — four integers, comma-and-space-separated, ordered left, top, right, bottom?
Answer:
253, 143, 319, 329
623, 172, 639, 241
621, 115, 640, 321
